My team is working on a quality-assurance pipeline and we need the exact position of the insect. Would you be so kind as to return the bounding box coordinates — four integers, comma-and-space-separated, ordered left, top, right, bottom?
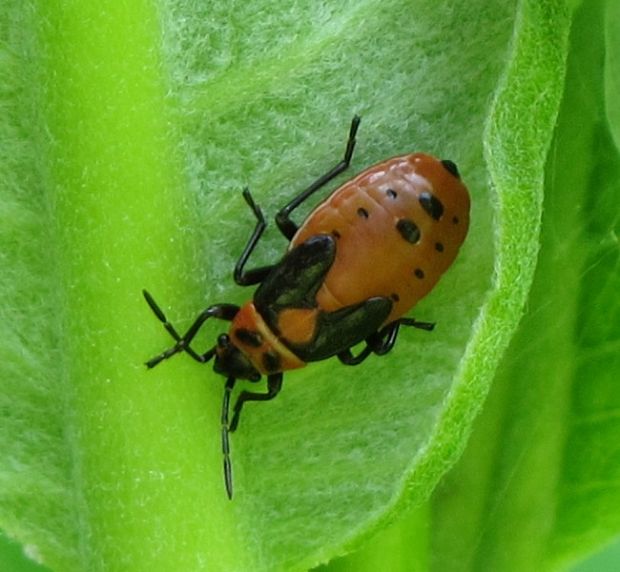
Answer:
143, 116, 470, 498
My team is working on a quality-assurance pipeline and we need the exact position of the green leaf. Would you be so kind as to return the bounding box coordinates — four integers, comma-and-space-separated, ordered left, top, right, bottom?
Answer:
430, 1, 620, 570
573, 538, 620, 572
0, 533, 51, 572
606, 0, 620, 150
0, 1, 573, 571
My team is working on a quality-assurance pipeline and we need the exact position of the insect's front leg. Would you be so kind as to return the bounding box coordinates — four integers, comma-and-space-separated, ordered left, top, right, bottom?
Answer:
143, 290, 239, 367
228, 373, 283, 433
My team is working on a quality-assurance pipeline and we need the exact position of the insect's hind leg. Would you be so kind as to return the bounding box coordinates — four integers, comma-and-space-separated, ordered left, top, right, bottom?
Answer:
337, 345, 373, 366
234, 188, 276, 286
369, 318, 435, 356
337, 317, 435, 366
337, 323, 396, 366
275, 116, 361, 240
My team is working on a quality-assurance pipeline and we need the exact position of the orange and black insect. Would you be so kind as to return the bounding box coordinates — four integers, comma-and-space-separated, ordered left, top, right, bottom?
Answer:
143, 116, 470, 498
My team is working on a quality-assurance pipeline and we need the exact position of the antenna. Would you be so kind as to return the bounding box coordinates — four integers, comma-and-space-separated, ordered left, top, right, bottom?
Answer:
221, 376, 237, 499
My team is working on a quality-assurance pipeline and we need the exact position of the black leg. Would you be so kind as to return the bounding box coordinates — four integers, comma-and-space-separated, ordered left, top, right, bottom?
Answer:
337, 317, 435, 366
369, 318, 435, 355
228, 373, 283, 433
399, 317, 435, 331
275, 116, 361, 240
337, 323, 398, 365
233, 188, 275, 286
367, 322, 402, 355
338, 345, 373, 365
221, 376, 236, 499
143, 290, 239, 368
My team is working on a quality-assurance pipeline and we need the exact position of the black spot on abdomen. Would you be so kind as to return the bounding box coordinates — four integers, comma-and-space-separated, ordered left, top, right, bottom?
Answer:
396, 218, 421, 244
441, 159, 460, 178
419, 192, 444, 220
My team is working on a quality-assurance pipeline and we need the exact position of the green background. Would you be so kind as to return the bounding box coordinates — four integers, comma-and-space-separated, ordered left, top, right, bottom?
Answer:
1, 0, 618, 570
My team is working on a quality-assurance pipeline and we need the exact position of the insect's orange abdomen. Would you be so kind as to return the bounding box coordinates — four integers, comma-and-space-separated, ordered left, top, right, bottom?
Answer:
291, 153, 470, 324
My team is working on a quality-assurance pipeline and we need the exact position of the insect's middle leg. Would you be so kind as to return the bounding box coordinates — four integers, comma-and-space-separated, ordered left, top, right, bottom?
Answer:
228, 373, 283, 433
234, 188, 276, 286
275, 115, 361, 240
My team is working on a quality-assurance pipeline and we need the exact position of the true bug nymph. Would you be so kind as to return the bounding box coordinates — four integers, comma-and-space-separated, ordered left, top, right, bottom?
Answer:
143, 116, 470, 498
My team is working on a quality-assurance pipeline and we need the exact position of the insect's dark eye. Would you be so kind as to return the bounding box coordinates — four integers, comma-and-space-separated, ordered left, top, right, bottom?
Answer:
217, 334, 230, 348
441, 159, 460, 179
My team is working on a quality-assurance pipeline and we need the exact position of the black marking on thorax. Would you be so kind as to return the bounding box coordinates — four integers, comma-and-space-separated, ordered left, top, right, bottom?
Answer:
235, 328, 263, 347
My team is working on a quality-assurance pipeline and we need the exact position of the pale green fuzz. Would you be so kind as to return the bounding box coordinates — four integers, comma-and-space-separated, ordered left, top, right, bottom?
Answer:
1, 1, 616, 572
